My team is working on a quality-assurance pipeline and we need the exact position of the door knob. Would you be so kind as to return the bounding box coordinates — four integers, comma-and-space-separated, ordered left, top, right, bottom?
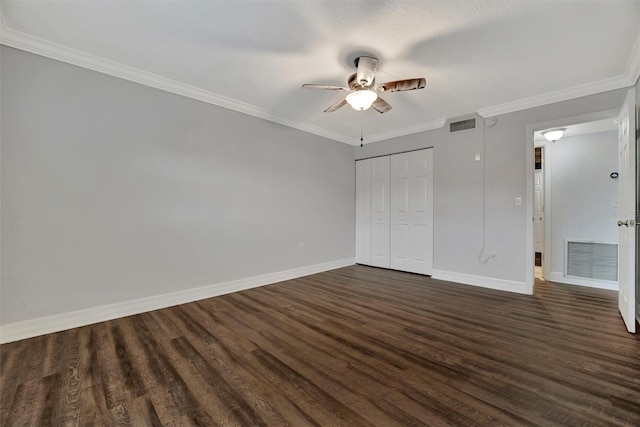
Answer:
618, 220, 627, 227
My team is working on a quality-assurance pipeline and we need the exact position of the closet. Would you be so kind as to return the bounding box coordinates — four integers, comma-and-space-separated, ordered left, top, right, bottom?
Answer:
355, 148, 433, 275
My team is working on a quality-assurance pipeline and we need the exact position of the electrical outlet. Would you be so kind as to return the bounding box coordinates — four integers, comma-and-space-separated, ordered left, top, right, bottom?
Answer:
299, 242, 305, 252
490, 251, 497, 261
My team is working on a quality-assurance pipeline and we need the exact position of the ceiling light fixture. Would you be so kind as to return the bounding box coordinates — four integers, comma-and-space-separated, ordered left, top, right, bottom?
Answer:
542, 129, 565, 142
346, 89, 378, 111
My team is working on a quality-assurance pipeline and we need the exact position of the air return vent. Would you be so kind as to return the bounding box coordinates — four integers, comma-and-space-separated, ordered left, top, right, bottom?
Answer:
566, 241, 618, 281
449, 118, 476, 132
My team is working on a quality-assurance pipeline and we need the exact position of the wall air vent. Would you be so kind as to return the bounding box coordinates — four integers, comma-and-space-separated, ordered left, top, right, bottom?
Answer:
566, 241, 618, 282
449, 118, 476, 132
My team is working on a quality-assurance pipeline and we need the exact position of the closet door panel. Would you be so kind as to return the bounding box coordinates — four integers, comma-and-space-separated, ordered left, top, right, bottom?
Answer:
390, 149, 434, 275
412, 151, 433, 273
414, 225, 428, 263
355, 159, 372, 265
370, 156, 390, 267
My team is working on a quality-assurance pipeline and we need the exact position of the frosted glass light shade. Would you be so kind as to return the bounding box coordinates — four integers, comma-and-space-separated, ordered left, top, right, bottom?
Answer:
542, 129, 564, 142
346, 90, 378, 110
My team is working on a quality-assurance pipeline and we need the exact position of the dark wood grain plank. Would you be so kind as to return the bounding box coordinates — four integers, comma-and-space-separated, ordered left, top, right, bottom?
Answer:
2, 265, 639, 425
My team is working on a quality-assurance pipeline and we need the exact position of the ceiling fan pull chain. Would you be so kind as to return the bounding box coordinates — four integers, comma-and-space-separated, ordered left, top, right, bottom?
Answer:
360, 109, 364, 147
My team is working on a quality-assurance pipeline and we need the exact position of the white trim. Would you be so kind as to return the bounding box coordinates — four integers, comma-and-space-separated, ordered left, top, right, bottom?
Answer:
478, 29, 640, 118
526, 125, 535, 292
0, 22, 444, 147
0, 258, 355, 344
431, 269, 530, 295
548, 272, 618, 291
2, 12, 638, 144
541, 141, 552, 282
364, 118, 447, 144
0, 25, 355, 145
477, 76, 632, 118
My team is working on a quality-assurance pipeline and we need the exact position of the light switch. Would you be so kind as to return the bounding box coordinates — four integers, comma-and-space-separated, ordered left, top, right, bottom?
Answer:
475, 153, 481, 161
515, 197, 522, 207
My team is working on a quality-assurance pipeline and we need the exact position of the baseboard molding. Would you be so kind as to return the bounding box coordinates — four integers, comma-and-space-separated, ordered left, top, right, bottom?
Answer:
0, 258, 355, 344
547, 272, 618, 291
432, 269, 531, 295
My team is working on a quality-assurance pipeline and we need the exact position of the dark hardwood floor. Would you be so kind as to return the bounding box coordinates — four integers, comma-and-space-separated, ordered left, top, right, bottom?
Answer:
2, 265, 639, 426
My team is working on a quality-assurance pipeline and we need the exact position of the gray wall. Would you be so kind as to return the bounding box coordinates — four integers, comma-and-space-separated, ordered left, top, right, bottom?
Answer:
1, 47, 355, 324
547, 131, 618, 276
356, 89, 628, 286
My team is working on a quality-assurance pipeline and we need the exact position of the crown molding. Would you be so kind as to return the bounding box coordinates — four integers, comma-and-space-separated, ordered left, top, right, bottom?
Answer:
0, 24, 355, 145
364, 118, 447, 144
476, 75, 631, 118
477, 30, 640, 118
2, 12, 639, 143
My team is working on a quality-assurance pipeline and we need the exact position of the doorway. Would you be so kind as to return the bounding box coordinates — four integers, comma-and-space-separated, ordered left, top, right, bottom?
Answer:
533, 117, 619, 289
526, 108, 620, 293
526, 89, 637, 333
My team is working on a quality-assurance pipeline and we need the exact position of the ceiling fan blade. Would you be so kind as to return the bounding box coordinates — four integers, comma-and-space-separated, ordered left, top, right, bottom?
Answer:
324, 98, 348, 113
355, 56, 378, 87
302, 84, 348, 91
377, 78, 426, 93
372, 97, 392, 114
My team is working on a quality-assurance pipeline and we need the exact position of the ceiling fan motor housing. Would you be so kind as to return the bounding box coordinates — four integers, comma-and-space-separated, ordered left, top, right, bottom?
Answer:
348, 73, 375, 90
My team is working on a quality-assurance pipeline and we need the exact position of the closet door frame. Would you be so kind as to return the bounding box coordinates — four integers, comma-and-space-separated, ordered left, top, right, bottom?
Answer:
356, 148, 433, 275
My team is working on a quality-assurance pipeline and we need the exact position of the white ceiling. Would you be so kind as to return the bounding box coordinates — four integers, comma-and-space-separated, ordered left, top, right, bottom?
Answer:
1, 1, 639, 145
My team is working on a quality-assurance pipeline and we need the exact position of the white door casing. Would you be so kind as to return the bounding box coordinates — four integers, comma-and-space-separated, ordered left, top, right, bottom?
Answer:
355, 159, 372, 265
617, 88, 636, 333
371, 156, 390, 268
390, 149, 434, 275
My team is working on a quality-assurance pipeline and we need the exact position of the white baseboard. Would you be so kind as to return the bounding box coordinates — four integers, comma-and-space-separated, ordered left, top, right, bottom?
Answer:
0, 258, 355, 344
547, 272, 618, 291
431, 269, 531, 295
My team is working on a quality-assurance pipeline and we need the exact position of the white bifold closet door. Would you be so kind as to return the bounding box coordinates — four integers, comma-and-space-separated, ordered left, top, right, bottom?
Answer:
356, 149, 432, 275
355, 156, 390, 267
390, 149, 433, 275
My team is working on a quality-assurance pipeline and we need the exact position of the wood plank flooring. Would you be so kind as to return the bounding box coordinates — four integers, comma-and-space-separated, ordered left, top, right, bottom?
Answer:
2, 265, 639, 426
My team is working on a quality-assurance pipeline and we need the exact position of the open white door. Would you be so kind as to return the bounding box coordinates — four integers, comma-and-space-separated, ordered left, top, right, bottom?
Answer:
617, 88, 636, 333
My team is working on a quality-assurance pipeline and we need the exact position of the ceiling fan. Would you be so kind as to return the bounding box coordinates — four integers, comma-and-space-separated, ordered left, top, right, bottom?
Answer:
302, 56, 426, 113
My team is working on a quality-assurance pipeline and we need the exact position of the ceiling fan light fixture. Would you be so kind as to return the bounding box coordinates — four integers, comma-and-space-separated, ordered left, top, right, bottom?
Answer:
542, 129, 565, 142
346, 90, 378, 111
